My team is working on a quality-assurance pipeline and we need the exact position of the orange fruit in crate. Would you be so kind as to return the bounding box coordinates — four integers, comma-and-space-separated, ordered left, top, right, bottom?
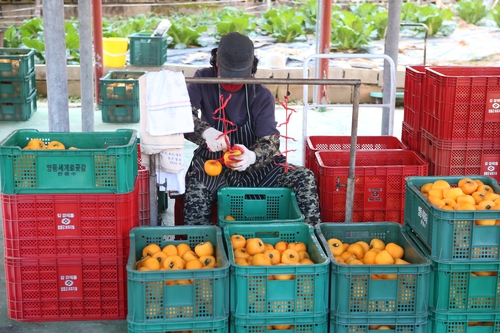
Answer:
420, 183, 434, 195
194, 241, 214, 257
162, 244, 178, 256
185, 259, 203, 270
162, 255, 186, 270
458, 178, 478, 195
370, 238, 385, 251
264, 249, 281, 265
25, 138, 46, 149
142, 243, 162, 258
432, 179, 450, 190
252, 253, 272, 266
234, 248, 250, 260
287, 241, 307, 252
385, 243, 404, 259
245, 238, 265, 255
182, 250, 199, 262
347, 243, 365, 260
141, 256, 161, 270
374, 250, 395, 265
176, 243, 192, 258
477, 184, 494, 195
199, 255, 216, 268
230, 234, 246, 249
281, 249, 300, 264
47, 140, 65, 150
327, 238, 344, 256
274, 241, 288, 253
443, 188, 464, 201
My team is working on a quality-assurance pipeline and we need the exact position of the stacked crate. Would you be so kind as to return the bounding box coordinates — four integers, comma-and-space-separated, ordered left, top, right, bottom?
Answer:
404, 66, 500, 182
402, 66, 426, 152
315, 149, 428, 223
0, 129, 139, 322
126, 226, 230, 333
224, 222, 330, 332
316, 222, 431, 333
99, 70, 146, 123
129, 33, 169, 67
305, 136, 424, 224
404, 176, 500, 332
0, 48, 37, 121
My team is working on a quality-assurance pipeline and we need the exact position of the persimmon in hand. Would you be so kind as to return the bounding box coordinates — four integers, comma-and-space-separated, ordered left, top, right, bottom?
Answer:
223, 146, 244, 168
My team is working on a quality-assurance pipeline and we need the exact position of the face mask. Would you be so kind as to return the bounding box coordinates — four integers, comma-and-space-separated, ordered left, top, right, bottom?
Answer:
220, 84, 244, 92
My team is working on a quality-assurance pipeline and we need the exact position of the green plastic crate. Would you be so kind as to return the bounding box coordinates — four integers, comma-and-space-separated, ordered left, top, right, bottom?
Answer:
331, 313, 428, 333
430, 260, 500, 312
224, 223, 330, 318
0, 48, 35, 78
0, 89, 36, 121
217, 187, 304, 229
315, 222, 431, 317
101, 100, 140, 123
126, 226, 230, 324
0, 70, 36, 99
99, 70, 145, 102
430, 310, 500, 333
404, 176, 500, 262
128, 317, 228, 333
129, 33, 168, 66
230, 313, 328, 333
0, 129, 138, 194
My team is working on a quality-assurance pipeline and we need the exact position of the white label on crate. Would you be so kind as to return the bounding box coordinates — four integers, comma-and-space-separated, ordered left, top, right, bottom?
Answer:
417, 206, 428, 228
486, 91, 500, 122
58, 265, 83, 298
55, 203, 80, 237
481, 155, 500, 182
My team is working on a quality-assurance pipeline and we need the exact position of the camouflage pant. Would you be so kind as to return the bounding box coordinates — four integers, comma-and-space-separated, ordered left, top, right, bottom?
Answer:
183, 165, 322, 226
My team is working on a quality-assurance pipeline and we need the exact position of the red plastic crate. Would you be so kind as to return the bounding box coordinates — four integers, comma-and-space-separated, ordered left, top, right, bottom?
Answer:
1, 181, 139, 258
422, 66, 500, 141
420, 129, 500, 181
316, 150, 428, 223
137, 144, 150, 226
402, 121, 421, 153
137, 168, 150, 226
305, 136, 408, 180
404, 65, 427, 130
5, 256, 127, 322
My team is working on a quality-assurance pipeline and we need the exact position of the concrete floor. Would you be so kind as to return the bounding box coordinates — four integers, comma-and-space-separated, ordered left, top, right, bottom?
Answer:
0, 101, 404, 332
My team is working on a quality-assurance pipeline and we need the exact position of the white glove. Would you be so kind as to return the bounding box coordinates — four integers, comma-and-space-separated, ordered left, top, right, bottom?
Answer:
230, 144, 256, 172
202, 128, 228, 152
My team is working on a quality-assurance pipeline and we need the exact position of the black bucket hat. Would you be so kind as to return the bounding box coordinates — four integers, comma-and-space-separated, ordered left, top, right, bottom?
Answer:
217, 32, 254, 78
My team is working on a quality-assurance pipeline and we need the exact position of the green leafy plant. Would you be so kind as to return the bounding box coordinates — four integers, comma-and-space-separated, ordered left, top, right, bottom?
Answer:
351, 3, 388, 39
102, 14, 161, 37
212, 7, 256, 40
331, 9, 375, 50
298, 0, 317, 34
261, 6, 306, 43
492, 5, 500, 28
167, 16, 207, 49
401, 2, 455, 36
456, 0, 487, 24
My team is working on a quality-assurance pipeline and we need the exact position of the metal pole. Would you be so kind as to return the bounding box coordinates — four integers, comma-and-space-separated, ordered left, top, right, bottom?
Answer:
149, 155, 159, 226
43, 0, 69, 132
78, 0, 95, 132
382, 0, 402, 135
345, 84, 361, 223
92, 0, 104, 106
315, 0, 332, 106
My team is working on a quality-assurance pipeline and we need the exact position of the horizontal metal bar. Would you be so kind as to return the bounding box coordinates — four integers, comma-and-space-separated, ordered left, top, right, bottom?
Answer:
184, 77, 361, 86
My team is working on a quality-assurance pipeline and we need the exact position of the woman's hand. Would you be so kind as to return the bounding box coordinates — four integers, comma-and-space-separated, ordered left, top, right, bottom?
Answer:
202, 128, 228, 152
230, 144, 256, 171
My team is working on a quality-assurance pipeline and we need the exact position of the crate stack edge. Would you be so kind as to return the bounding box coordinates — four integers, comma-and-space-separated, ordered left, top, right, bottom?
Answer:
126, 225, 230, 333
404, 175, 500, 332
0, 48, 37, 121
405, 66, 500, 182
0, 129, 140, 322
316, 222, 431, 333
99, 70, 146, 123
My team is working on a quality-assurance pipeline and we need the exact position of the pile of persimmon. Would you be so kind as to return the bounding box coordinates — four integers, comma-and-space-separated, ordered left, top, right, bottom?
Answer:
327, 237, 410, 279
136, 241, 217, 284
229, 234, 314, 280
23, 138, 77, 150
420, 178, 500, 225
